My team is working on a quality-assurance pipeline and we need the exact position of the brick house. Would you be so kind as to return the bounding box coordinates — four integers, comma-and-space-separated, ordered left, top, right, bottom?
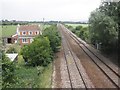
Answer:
16, 24, 42, 46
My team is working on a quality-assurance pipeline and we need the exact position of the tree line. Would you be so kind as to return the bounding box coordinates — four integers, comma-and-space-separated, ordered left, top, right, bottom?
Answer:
65, 25, 89, 43
66, 1, 119, 54
89, 1, 119, 53
1, 20, 28, 25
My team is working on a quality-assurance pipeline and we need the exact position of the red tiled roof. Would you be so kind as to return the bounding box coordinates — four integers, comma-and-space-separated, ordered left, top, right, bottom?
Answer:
19, 25, 40, 31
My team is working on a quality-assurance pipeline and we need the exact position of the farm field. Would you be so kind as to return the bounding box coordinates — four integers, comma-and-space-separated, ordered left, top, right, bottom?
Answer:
65, 23, 88, 28
2, 25, 17, 37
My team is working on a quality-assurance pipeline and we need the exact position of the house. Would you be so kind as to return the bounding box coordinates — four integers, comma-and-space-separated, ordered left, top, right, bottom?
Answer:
15, 24, 42, 46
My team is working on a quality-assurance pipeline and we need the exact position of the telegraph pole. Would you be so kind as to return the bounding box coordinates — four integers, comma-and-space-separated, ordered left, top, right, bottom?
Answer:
42, 18, 45, 32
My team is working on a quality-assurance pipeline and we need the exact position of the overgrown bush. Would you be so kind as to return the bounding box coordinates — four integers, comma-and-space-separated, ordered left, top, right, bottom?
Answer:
66, 25, 89, 42
43, 25, 61, 52
21, 36, 53, 67
2, 52, 17, 88
75, 25, 82, 30
6, 47, 17, 53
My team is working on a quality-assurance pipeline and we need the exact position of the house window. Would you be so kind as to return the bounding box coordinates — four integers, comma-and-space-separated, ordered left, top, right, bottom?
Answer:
29, 31, 32, 35
35, 31, 39, 35
22, 38, 28, 43
35, 32, 37, 35
22, 32, 26, 35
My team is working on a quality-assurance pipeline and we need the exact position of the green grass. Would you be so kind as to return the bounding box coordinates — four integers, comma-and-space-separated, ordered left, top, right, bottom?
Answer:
9, 54, 52, 88
65, 23, 88, 28
2, 25, 17, 37
39, 63, 52, 88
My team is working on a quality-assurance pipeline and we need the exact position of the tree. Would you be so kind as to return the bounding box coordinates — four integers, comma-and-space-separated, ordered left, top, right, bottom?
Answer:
20, 45, 30, 63
89, 9, 118, 52
21, 36, 53, 66
75, 25, 83, 30
79, 27, 89, 42
43, 25, 61, 52
65, 25, 75, 33
99, 2, 118, 23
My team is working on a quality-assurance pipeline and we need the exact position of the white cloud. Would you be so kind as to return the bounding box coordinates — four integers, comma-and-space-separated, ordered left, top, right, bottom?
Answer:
1, 0, 101, 21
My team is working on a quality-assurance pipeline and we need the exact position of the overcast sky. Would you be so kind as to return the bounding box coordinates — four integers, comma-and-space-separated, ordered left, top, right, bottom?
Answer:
1, 0, 101, 22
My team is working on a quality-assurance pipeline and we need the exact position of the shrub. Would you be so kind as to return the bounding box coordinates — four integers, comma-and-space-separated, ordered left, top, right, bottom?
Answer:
43, 25, 61, 52
6, 47, 17, 53
21, 36, 53, 67
2, 52, 17, 88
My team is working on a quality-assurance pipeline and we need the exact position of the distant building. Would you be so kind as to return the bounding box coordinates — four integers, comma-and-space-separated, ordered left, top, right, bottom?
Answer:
15, 24, 42, 46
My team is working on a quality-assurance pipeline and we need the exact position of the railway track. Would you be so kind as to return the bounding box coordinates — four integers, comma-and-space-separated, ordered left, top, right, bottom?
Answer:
59, 24, 120, 88
58, 25, 94, 88
67, 28, 120, 77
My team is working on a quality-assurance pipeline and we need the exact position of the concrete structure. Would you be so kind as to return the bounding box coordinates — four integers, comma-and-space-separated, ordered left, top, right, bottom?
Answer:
6, 53, 18, 61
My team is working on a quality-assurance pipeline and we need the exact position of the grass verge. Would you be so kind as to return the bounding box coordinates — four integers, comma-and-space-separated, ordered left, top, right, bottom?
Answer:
9, 55, 52, 88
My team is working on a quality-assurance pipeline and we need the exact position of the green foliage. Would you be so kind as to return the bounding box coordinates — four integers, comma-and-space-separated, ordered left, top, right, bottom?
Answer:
65, 25, 75, 33
89, 4, 118, 52
39, 63, 52, 88
9, 56, 52, 88
2, 52, 16, 88
99, 2, 119, 24
21, 36, 53, 66
37, 66, 44, 76
66, 25, 89, 42
67, 25, 74, 30
43, 25, 61, 52
78, 27, 89, 42
6, 47, 17, 53
2, 20, 28, 25
75, 25, 83, 30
